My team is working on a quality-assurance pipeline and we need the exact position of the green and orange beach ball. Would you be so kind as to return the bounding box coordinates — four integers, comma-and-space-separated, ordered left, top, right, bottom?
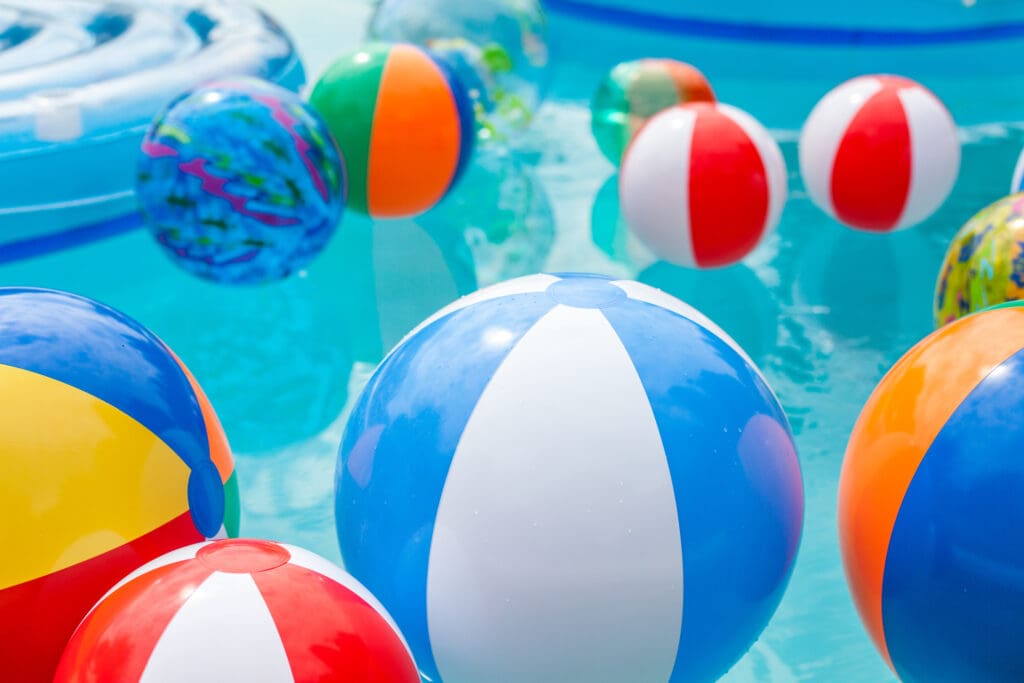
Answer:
310, 43, 476, 219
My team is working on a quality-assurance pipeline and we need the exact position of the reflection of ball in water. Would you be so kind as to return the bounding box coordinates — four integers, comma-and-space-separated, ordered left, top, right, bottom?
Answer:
337, 273, 803, 683
934, 192, 1024, 327
310, 43, 475, 219
423, 151, 555, 286
841, 304, 1024, 682
591, 59, 714, 166
368, 0, 548, 143
799, 74, 959, 233
137, 78, 346, 285
620, 102, 787, 269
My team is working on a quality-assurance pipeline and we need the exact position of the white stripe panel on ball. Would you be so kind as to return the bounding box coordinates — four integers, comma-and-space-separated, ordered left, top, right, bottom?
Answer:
139, 571, 293, 683
92, 543, 204, 613
720, 103, 788, 237
620, 106, 698, 267
611, 279, 773, 391
1013, 145, 1024, 194
390, 273, 560, 356
799, 76, 883, 218
426, 305, 683, 683
894, 86, 960, 230
282, 544, 414, 657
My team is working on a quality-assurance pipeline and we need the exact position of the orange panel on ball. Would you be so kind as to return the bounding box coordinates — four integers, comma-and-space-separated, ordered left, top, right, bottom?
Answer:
838, 305, 1024, 668
367, 45, 461, 218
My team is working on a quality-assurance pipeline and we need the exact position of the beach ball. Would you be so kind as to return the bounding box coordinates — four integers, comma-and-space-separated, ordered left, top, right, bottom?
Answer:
0, 288, 238, 683
799, 74, 960, 232
934, 193, 1024, 327
137, 78, 346, 285
336, 273, 803, 683
592, 58, 715, 165
840, 303, 1024, 682
54, 539, 419, 683
309, 43, 474, 218
368, 0, 548, 142
619, 102, 787, 269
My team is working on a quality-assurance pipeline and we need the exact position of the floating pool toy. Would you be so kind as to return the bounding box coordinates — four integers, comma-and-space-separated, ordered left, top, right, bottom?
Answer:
0, 287, 238, 683
799, 74, 960, 232
336, 273, 803, 683
840, 302, 1024, 682
591, 58, 715, 165
55, 539, 420, 683
368, 0, 548, 143
0, 0, 303, 260
619, 102, 787, 269
309, 43, 474, 219
934, 192, 1024, 326
137, 78, 346, 285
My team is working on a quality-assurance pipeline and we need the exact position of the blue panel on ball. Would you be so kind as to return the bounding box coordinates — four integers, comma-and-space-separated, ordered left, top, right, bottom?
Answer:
430, 52, 476, 193
335, 291, 556, 681
883, 349, 1024, 683
603, 300, 803, 683
546, 276, 627, 309
0, 287, 222, 536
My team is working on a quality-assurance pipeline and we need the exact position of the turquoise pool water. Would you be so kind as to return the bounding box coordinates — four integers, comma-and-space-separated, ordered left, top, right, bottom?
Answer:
4, 1, 1024, 680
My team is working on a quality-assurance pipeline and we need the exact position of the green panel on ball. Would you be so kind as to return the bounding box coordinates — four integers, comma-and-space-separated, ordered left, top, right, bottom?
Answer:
310, 43, 391, 214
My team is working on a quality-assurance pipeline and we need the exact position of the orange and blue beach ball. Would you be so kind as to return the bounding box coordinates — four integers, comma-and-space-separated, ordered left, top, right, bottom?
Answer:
0, 288, 239, 682
840, 302, 1024, 682
310, 42, 474, 219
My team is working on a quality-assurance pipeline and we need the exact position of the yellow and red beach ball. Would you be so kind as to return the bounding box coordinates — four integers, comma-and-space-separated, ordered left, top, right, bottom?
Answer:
0, 287, 238, 682
310, 42, 475, 219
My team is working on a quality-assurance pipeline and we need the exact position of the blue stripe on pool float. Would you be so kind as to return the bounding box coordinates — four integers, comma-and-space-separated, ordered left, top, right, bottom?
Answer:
0, 211, 144, 265
336, 290, 557, 683
0, 286, 219, 536
882, 348, 1024, 683
545, 0, 1024, 46
603, 299, 802, 682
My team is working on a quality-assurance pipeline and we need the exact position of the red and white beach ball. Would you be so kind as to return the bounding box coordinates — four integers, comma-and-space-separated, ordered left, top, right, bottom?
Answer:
54, 539, 420, 683
799, 75, 960, 233
619, 102, 787, 269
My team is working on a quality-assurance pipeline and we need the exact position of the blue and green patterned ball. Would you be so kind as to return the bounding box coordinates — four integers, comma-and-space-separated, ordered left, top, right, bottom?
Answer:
137, 78, 346, 284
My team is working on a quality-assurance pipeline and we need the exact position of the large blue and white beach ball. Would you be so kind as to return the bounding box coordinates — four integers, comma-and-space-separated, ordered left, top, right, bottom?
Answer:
335, 272, 803, 683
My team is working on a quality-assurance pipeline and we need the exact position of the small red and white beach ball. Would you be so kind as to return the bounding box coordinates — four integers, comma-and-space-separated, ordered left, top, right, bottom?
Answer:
799, 75, 960, 232
54, 539, 420, 683
619, 101, 787, 269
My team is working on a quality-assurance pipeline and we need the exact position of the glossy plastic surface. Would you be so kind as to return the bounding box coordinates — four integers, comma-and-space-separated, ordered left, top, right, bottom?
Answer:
54, 539, 420, 683
619, 102, 787, 269
309, 42, 474, 218
336, 272, 803, 683
799, 74, 960, 232
591, 58, 714, 165
137, 78, 345, 284
368, 0, 548, 144
934, 192, 1024, 326
840, 305, 1024, 682
0, 287, 235, 683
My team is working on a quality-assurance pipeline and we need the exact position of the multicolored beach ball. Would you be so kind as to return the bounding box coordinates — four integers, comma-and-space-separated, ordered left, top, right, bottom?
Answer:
0, 288, 238, 683
54, 539, 419, 683
310, 42, 475, 219
840, 303, 1024, 682
138, 78, 346, 284
337, 272, 804, 683
619, 102, 787, 269
799, 74, 960, 232
934, 192, 1024, 326
591, 58, 715, 165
